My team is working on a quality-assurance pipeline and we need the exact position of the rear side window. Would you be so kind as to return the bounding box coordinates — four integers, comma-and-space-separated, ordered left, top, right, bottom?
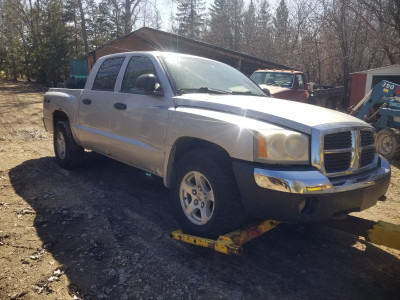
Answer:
92, 57, 125, 91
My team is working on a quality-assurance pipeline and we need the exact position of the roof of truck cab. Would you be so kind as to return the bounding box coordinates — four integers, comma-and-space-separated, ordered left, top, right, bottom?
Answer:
253, 69, 304, 74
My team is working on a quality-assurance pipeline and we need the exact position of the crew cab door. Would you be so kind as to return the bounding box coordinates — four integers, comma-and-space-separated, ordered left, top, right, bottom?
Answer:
76, 56, 126, 153
105, 55, 172, 175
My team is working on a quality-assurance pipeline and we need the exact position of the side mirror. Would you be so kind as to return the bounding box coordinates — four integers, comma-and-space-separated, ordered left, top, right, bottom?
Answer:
262, 88, 271, 97
136, 74, 157, 92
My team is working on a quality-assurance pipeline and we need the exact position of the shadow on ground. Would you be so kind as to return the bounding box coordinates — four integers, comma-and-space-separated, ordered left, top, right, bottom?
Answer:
9, 153, 400, 299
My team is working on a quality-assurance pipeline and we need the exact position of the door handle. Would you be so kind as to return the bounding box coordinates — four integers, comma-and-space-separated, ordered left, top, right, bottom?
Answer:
114, 103, 127, 110
82, 99, 91, 105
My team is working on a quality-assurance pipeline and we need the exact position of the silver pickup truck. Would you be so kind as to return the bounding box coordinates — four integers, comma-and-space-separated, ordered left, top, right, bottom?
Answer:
43, 52, 391, 238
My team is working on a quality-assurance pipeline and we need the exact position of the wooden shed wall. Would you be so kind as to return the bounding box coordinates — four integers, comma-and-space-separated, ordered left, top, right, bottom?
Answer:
349, 73, 367, 107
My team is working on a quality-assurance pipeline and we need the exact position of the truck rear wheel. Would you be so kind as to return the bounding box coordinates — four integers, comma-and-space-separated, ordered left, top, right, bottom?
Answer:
54, 121, 84, 169
376, 128, 400, 159
170, 149, 245, 239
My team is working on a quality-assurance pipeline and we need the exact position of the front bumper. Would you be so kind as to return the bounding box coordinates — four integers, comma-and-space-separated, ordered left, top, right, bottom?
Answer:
232, 156, 391, 222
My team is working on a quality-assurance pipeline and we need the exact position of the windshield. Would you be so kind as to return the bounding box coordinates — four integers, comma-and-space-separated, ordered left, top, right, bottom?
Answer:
159, 53, 266, 96
251, 72, 295, 88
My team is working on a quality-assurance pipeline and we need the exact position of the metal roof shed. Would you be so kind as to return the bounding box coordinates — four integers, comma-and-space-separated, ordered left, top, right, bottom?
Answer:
350, 64, 400, 107
86, 27, 289, 75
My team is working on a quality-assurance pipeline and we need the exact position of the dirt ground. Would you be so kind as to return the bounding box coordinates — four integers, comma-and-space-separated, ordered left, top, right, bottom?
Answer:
0, 80, 399, 300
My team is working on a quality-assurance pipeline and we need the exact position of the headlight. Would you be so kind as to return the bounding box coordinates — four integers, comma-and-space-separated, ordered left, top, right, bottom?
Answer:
256, 129, 309, 164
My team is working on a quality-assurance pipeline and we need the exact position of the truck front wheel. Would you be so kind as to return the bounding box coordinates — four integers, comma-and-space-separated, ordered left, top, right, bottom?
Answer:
54, 121, 84, 169
170, 149, 245, 239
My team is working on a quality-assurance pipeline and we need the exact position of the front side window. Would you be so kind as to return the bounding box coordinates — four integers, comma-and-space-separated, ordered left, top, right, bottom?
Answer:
121, 56, 159, 93
92, 57, 125, 91
295, 74, 305, 90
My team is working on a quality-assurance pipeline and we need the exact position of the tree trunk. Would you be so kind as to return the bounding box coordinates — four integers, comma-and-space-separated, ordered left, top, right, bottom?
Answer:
10, 52, 17, 81
124, 0, 132, 35
77, 0, 89, 54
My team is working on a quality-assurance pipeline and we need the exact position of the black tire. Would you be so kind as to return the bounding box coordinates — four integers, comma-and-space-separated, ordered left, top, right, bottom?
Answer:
376, 128, 400, 160
53, 121, 84, 169
170, 149, 246, 239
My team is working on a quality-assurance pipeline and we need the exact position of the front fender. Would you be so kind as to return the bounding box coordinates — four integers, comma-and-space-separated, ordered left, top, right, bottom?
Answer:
163, 107, 282, 187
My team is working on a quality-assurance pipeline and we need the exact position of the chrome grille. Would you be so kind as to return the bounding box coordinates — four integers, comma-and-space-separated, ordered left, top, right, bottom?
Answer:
360, 130, 375, 146
324, 131, 351, 150
321, 129, 376, 176
360, 148, 375, 166
324, 152, 351, 173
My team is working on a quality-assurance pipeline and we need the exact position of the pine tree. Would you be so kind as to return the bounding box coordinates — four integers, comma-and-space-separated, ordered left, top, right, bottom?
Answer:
273, 0, 290, 63
102, 0, 124, 39
92, 0, 117, 44
168, 10, 177, 33
64, 0, 84, 57
0, 0, 27, 80
255, 0, 274, 60
206, 0, 231, 48
274, 0, 289, 36
36, 0, 71, 85
175, 0, 206, 39
228, 0, 243, 51
242, 0, 257, 55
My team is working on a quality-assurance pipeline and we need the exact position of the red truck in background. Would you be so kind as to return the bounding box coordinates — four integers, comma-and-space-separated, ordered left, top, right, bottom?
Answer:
251, 69, 344, 109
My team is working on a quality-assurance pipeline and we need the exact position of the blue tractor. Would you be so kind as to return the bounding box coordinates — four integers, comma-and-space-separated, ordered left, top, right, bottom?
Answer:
351, 80, 400, 159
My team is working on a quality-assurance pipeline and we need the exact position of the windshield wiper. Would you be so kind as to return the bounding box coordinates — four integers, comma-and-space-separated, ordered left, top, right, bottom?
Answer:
177, 87, 264, 97
177, 87, 230, 95
232, 90, 265, 97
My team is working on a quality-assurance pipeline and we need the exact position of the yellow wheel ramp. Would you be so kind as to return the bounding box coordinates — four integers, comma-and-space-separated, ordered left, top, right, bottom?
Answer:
170, 219, 280, 255
171, 216, 400, 255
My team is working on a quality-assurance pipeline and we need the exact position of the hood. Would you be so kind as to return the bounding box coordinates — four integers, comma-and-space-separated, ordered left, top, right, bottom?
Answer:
258, 84, 290, 95
173, 94, 368, 134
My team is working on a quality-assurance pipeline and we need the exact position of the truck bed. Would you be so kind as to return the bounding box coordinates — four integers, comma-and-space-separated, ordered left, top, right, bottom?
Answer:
48, 88, 83, 99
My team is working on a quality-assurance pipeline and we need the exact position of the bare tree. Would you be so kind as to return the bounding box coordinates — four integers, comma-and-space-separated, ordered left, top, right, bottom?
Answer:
124, 0, 142, 34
